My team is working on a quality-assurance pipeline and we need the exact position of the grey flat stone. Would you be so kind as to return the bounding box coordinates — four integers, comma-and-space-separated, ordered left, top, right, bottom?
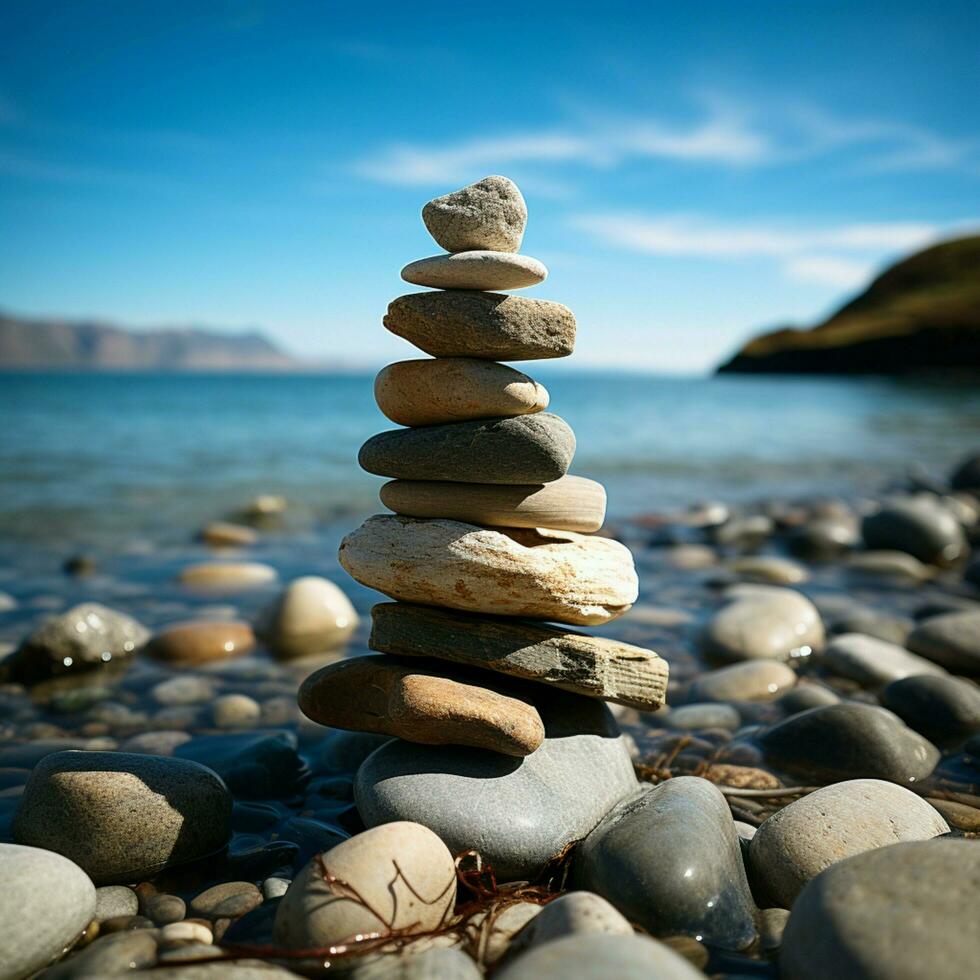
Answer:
822, 632, 946, 686
347, 947, 481, 979
94, 885, 139, 921
384, 291, 575, 361
359, 413, 575, 484
749, 779, 949, 907
401, 251, 546, 290
0, 843, 96, 980
575, 776, 758, 951
881, 673, 980, 743
758, 703, 940, 784
781, 840, 980, 980
14, 751, 232, 884
422, 175, 527, 253
907, 611, 980, 675
355, 693, 637, 881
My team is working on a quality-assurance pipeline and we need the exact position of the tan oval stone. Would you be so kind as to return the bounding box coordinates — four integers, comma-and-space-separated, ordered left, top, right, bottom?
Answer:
380, 475, 606, 533
338, 516, 637, 626
401, 251, 547, 291
273, 822, 457, 949
145, 621, 255, 665
689, 661, 797, 702
375, 358, 549, 427
298, 655, 545, 756
198, 522, 257, 548
255, 576, 358, 658
178, 562, 277, 590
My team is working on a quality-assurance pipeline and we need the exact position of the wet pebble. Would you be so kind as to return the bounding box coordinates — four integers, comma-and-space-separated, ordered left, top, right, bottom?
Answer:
191, 881, 263, 920
144, 893, 187, 925
146, 620, 256, 665
212, 693, 262, 728
862, 496, 967, 565
881, 673, 980, 743
907, 610, 980, 675
507, 892, 632, 957
95, 885, 139, 921
689, 660, 796, 703
666, 702, 741, 730
822, 632, 946, 686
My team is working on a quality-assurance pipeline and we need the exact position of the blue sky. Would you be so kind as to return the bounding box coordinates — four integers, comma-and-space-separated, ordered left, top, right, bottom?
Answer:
1, 0, 978, 372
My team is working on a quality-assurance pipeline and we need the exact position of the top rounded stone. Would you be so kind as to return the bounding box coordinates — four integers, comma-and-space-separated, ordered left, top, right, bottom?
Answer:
422, 175, 527, 253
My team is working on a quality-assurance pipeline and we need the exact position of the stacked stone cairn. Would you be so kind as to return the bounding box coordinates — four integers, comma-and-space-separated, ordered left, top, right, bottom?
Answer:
299, 175, 668, 843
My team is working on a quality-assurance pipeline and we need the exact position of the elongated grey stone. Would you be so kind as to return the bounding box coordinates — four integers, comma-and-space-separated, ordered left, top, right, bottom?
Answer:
370, 602, 667, 711
384, 291, 575, 360
359, 413, 575, 484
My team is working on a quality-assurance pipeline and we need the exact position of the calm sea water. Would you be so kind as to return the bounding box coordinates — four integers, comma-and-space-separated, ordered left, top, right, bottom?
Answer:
1, 371, 979, 548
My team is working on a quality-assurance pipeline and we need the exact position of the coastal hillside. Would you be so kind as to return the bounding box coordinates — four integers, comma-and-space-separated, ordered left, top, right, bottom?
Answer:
717, 236, 980, 374
0, 310, 298, 370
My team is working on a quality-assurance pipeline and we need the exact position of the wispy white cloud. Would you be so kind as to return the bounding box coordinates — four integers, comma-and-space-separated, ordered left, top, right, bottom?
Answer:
352, 92, 978, 186
571, 212, 976, 288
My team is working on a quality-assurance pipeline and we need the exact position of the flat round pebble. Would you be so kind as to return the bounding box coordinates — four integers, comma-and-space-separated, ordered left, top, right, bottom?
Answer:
178, 562, 277, 590
689, 660, 797, 702
401, 250, 547, 290
191, 881, 263, 919
146, 620, 255, 665
212, 693, 262, 728
145, 893, 187, 925
666, 702, 741, 730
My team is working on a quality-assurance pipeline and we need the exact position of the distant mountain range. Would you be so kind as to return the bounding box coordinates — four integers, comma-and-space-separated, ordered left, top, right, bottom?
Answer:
717, 235, 980, 374
0, 311, 300, 370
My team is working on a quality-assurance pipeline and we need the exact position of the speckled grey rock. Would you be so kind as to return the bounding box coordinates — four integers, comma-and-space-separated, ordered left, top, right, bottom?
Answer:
347, 947, 481, 980
0, 843, 96, 980
384, 291, 575, 361
822, 633, 946, 686
862, 497, 968, 565
3, 603, 148, 683
495, 931, 708, 980
273, 822, 456, 949
881, 673, 980, 743
575, 777, 758, 951
95, 885, 139, 921
507, 892, 632, 957
758, 703, 940, 785
355, 694, 637, 881
401, 251, 546, 291
359, 413, 575, 484
907, 611, 980, 675
422, 176, 527, 253
13, 751, 232, 884
701, 589, 824, 663
781, 840, 980, 980
750, 779, 949, 907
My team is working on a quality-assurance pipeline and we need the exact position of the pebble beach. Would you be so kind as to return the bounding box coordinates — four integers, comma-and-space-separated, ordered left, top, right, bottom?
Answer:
1, 177, 979, 980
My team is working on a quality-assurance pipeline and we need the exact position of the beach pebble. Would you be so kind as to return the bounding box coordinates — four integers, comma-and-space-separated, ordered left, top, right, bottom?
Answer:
360, 413, 575, 485
575, 777, 758, 950
200, 521, 258, 547
384, 291, 575, 361
152, 675, 216, 705
41, 929, 158, 978
191, 881, 262, 920
347, 947, 480, 980
5, 603, 148, 683
159, 921, 213, 946
846, 549, 931, 582
119, 730, 193, 755
144, 893, 187, 925
951, 452, 980, 491
760, 908, 790, 952
255, 576, 358, 659
726, 555, 808, 584
881, 673, 980, 743
778, 682, 840, 714
780, 839, 980, 980
273, 822, 456, 949
787, 517, 859, 559
143, 963, 299, 979
507, 892, 632, 957
340, 517, 637, 626
368, 601, 667, 711
822, 632, 946, 686
466, 901, 543, 964
926, 797, 980, 831
666, 702, 741, 730
422, 175, 527, 253
496, 933, 705, 980
14, 751, 232, 884
95, 885, 139, 921
262, 876, 290, 900
212, 693, 262, 728
689, 660, 797, 702
375, 357, 548, 427
299, 655, 545, 756
175, 731, 305, 798
758, 703, 940, 784
701, 589, 824, 663
402, 251, 546, 290
749, 779, 949, 907
356, 695, 637, 881
380, 474, 606, 534
907, 610, 980, 674
178, 561, 277, 590
862, 497, 967, 565
146, 620, 255, 665
0, 844, 96, 979
827, 606, 912, 645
